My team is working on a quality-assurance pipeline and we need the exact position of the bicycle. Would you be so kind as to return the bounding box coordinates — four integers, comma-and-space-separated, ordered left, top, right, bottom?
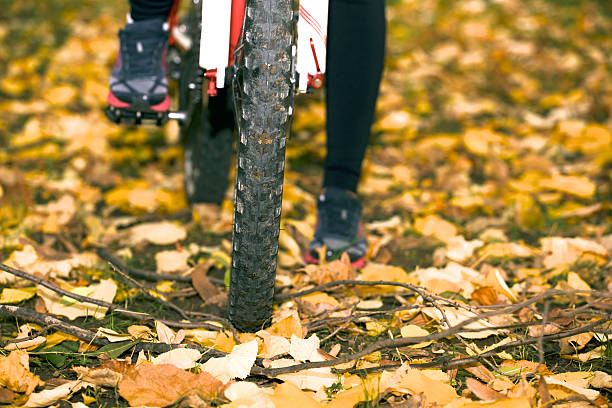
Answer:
106, 0, 329, 332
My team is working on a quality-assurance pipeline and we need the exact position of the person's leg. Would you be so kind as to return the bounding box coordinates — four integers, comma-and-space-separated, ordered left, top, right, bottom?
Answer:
129, 0, 174, 21
307, 0, 386, 265
324, 0, 386, 193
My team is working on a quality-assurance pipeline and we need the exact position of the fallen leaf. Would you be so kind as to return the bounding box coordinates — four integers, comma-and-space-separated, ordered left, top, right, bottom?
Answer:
118, 362, 224, 407
269, 381, 323, 407
151, 348, 201, 370
540, 237, 607, 269
0, 350, 44, 395
466, 378, 505, 401
257, 330, 291, 359
400, 325, 432, 348
200, 340, 258, 383
304, 252, 355, 285
37, 279, 117, 320
539, 175, 596, 198
414, 214, 458, 243
24, 380, 91, 408
0, 287, 36, 304
129, 221, 187, 245
289, 334, 322, 362
73, 366, 122, 387
155, 250, 190, 273
267, 311, 304, 338
298, 292, 340, 314
422, 307, 499, 339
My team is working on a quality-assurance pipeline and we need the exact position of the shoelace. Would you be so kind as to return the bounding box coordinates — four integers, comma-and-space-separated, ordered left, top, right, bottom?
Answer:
121, 31, 166, 77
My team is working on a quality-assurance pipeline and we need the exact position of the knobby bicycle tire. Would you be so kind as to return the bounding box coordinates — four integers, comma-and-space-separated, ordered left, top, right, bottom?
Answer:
229, 0, 294, 332
181, 1, 234, 205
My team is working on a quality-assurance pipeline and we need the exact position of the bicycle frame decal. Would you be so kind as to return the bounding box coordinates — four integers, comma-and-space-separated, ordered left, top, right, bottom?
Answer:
200, 0, 233, 88
296, 0, 329, 92
198, 0, 329, 95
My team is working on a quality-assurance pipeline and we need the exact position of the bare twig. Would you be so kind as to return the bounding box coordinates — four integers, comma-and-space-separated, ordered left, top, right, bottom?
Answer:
0, 262, 227, 330
251, 314, 610, 376
106, 261, 191, 320
96, 247, 192, 282
0, 304, 108, 346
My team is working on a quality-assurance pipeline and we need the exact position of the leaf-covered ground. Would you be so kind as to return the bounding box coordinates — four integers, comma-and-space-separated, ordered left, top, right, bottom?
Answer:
0, 0, 611, 407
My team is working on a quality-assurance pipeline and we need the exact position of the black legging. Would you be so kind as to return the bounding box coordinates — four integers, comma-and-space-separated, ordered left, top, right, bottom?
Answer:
130, 0, 386, 193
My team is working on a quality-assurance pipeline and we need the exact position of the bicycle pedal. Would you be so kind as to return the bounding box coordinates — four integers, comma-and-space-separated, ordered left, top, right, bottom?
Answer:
105, 106, 186, 126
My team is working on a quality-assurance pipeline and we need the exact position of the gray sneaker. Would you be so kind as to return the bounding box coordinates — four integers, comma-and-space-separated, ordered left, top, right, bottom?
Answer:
305, 187, 368, 267
107, 18, 170, 112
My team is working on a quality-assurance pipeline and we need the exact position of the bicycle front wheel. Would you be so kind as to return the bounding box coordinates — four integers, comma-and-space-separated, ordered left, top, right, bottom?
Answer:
229, 0, 294, 332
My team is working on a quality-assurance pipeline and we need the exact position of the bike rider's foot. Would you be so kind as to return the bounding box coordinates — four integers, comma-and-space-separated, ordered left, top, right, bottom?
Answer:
304, 187, 368, 268
107, 17, 170, 113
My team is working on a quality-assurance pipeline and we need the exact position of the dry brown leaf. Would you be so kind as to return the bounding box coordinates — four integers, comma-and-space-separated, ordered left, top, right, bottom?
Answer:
464, 364, 496, 384
118, 363, 224, 407
471, 286, 501, 306
304, 252, 355, 285
73, 366, 122, 388
298, 292, 340, 314
0, 350, 44, 395
191, 261, 222, 304
466, 378, 506, 401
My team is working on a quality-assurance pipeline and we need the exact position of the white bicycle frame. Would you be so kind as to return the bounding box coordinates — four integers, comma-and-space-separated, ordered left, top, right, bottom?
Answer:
196, 0, 329, 93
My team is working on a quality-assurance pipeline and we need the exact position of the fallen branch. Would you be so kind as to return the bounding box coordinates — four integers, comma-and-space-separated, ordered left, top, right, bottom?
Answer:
96, 247, 225, 286
251, 312, 610, 376
0, 304, 108, 346
96, 247, 192, 282
0, 262, 227, 331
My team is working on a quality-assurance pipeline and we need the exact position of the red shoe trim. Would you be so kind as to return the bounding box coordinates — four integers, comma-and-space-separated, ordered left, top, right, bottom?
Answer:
151, 95, 170, 111
107, 91, 130, 108
303, 251, 366, 268
304, 252, 319, 265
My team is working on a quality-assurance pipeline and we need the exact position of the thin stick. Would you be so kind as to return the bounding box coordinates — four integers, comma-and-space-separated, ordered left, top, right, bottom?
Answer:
0, 262, 226, 330
0, 305, 108, 346
251, 315, 609, 376
96, 247, 192, 282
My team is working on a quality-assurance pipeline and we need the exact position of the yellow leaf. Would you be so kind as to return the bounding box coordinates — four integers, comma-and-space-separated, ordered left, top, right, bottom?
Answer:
414, 215, 458, 243
43, 85, 78, 106
299, 292, 340, 314
564, 124, 612, 153
400, 325, 432, 348
463, 128, 506, 156
538, 175, 596, 198
540, 237, 607, 269
444, 396, 531, 408
393, 365, 458, 405
43, 331, 79, 349
566, 271, 591, 291
0, 287, 36, 304
269, 382, 322, 408
267, 311, 304, 339
0, 350, 45, 395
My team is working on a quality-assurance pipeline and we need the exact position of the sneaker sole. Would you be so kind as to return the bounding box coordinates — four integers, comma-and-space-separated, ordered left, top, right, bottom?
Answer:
107, 91, 171, 112
303, 252, 367, 269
